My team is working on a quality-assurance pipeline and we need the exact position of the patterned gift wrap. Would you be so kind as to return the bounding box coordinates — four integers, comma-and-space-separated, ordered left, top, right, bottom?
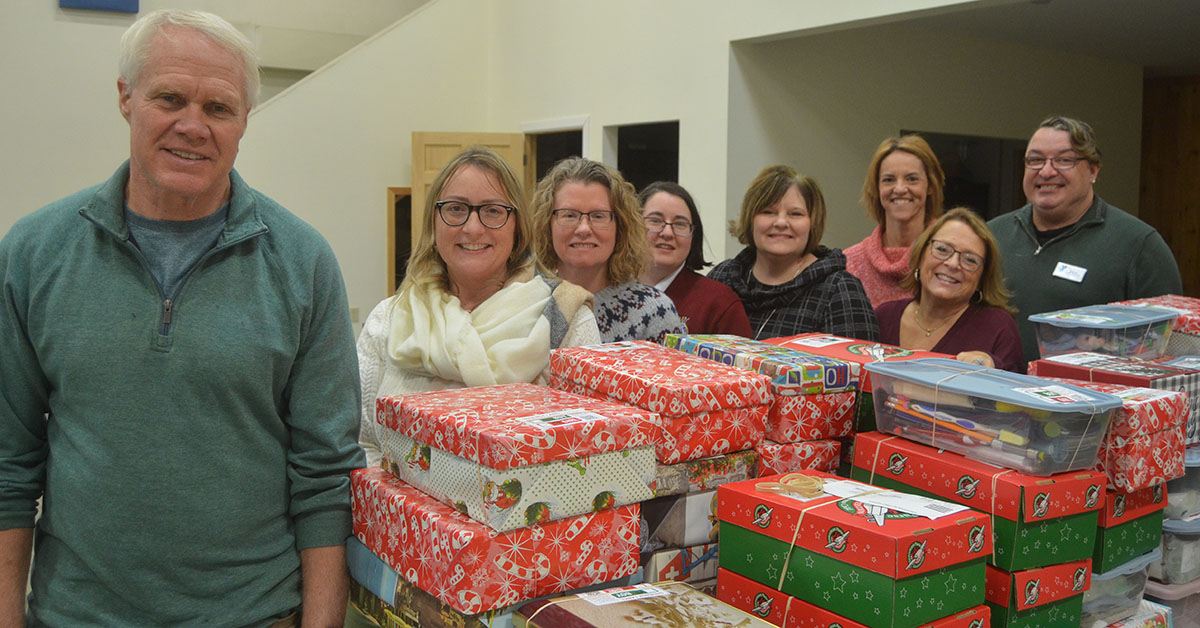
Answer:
652, 449, 758, 498
719, 470, 991, 628
851, 431, 1105, 572
641, 542, 719, 585
641, 490, 719, 552
549, 342, 772, 463
663, 333, 857, 394
717, 568, 992, 628
352, 468, 639, 615
375, 383, 659, 531
514, 581, 777, 627
1094, 484, 1165, 574
346, 536, 643, 628
768, 390, 856, 443
755, 439, 841, 476
984, 559, 1090, 628
1114, 294, 1200, 356
1040, 378, 1188, 492
1029, 351, 1200, 445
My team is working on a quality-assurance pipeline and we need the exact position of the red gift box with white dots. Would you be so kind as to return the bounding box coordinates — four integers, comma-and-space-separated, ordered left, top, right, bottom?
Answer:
351, 468, 639, 615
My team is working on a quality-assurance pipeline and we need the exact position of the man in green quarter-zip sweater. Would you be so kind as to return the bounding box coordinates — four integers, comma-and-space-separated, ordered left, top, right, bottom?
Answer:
0, 10, 363, 628
989, 115, 1181, 365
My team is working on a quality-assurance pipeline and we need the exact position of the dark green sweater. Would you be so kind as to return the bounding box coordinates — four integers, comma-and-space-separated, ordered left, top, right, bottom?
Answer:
988, 196, 1182, 364
0, 163, 364, 626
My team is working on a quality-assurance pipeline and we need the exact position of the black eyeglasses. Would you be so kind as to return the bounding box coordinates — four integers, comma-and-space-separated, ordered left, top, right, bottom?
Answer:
435, 201, 515, 229
1023, 155, 1083, 171
643, 216, 694, 236
928, 240, 984, 272
551, 209, 615, 229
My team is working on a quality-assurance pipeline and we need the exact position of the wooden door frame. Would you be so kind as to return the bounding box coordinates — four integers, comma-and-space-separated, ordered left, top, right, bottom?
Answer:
386, 186, 411, 296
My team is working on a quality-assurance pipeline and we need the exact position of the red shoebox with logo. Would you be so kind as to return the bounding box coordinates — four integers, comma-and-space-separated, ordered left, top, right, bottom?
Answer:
1094, 484, 1166, 573
985, 559, 1091, 628
549, 341, 772, 463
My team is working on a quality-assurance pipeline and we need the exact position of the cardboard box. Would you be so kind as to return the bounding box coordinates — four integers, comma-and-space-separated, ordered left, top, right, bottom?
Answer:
663, 333, 858, 394
851, 431, 1105, 572
755, 439, 841, 476
352, 468, 639, 614
652, 449, 758, 498
376, 383, 659, 531
984, 559, 1091, 628
718, 470, 990, 628
641, 490, 719, 552
641, 543, 719, 585
1029, 351, 1200, 445
717, 568, 992, 628
1094, 485, 1166, 574
765, 333, 952, 432
549, 341, 772, 463
514, 581, 777, 627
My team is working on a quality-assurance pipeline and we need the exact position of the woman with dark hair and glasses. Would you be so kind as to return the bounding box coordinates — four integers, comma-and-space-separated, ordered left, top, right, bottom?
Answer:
637, 181, 751, 336
875, 207, 1023, 372
355, 147, 599, 466
531, 158, 684, 343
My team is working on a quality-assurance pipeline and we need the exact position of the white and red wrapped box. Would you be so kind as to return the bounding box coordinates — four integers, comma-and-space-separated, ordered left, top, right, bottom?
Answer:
549, 341, 772, 464
768, 391, 855, 442
375, 383, 659, 531
351, 468, 639, 615
1037, 378, 1187, 492
755, 439, 840, 476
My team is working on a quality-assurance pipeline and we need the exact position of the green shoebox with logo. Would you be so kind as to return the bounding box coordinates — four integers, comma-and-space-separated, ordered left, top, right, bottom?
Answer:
718, 469, 990, 628
1094, 484, 1165, 573
984, 559, 1090, 628
851, 432, 1105, 572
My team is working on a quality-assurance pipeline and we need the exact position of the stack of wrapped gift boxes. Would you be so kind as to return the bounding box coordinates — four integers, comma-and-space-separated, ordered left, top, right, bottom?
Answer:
350, 382, 658, 627
848, 357, 1125, 626
548, 340, 775, 594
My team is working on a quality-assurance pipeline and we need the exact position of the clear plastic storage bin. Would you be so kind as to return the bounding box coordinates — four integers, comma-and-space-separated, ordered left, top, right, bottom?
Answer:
1145, 576, 1200, 626
1029, 304, 1177, 360
865, 358, 1122, 475
1081, 548, 1160, 627
1149, 516, 1200, 584
1165, 447, 1200, 520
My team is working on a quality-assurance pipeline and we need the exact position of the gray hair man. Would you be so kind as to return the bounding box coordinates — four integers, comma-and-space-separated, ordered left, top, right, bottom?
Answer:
0, 10, 362, 627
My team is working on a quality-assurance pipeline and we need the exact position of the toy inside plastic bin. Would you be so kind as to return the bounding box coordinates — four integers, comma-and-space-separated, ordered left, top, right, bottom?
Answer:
864, 358, 1122, 475
1165, 447, 1200, 520
1029, 305, 1177, 360
1081, 547, 1160, 627
1148, 516, 1200, 585
1145, 573, 1200, 625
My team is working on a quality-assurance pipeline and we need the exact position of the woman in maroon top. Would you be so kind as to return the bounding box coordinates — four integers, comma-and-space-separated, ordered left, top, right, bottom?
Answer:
637, 182, 752, 336
875, 207, 1024, 372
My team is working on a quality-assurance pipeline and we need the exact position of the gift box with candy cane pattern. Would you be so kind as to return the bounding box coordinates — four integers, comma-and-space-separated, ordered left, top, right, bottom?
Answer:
984, 559, 1091, 628
549, 341, 772, 463
718, 469, 991, 628
352, 468, 639, 615
755, 439, 841, 477
375, 383, 659, 532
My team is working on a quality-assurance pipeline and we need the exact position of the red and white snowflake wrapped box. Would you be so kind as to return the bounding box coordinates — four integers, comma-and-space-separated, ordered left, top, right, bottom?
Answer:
375, 383, 660, 531
755, 439, 841, 476
1113, 294, 1200, 356
767, 391, 855, 443
351, 468, 639, 615
549, 341, 772, 463
1042, 380, 1187, 492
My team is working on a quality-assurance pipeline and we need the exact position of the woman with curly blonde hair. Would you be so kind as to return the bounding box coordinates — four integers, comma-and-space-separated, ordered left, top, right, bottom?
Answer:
531, 157, 684, 342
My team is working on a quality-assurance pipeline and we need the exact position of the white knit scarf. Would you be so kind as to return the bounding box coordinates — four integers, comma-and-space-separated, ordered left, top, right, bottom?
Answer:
386, 270, 553, 386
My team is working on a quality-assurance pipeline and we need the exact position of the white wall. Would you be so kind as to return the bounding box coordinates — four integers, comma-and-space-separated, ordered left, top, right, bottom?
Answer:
725, 22, 1144, 254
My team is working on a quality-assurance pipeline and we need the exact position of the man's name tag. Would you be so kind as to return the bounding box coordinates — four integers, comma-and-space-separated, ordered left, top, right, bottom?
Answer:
1053, 261, 1088, 283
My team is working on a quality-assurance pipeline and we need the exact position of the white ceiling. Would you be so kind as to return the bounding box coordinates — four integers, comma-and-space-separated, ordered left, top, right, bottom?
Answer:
914, 0, 1200, 78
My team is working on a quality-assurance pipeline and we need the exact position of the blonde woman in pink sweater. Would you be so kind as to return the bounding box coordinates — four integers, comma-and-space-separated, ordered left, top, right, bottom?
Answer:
844, 135, 946, 307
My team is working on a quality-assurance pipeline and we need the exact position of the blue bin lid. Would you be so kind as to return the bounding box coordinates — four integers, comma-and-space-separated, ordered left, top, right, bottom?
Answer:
1163, 515, 1200, 535
1092, 547, 1162, 579
863, 358, 1122, 413
1185, 446, 1200, 468
1028, 304, 1178, 329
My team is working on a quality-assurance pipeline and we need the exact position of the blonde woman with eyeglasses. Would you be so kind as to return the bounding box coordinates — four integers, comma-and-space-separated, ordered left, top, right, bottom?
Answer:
531, 157, 685, 343
875, 207, 1023, 372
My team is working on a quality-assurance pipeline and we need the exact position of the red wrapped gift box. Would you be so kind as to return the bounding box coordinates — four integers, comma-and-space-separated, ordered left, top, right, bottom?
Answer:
1039, 378, 1187, 492
768, 391, 855, 442
755, 439, 840, 476
351, 468, 639, 615
376, 382, 661, 469
549, 341, 772, 463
